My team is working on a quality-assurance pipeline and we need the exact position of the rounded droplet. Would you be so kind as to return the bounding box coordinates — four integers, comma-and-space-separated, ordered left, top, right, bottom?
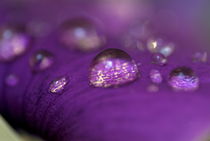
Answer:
89, 48, 139, 88
150, 69, 163, 84
168, 67, 199, 91
49, 76, 68, 94
0, 26, 31, 62
60, 18, 105, 52
5, 74, 19, 87
30, 50, 54, 72
152, 53, 167, 66
192, 52, 208, 63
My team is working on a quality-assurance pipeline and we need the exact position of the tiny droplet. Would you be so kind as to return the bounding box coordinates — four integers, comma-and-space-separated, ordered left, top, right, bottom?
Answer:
30, 50, 54, 72
5, 74, 19, 86
150, 69, 163, 84
49, 76, 68, 94
152, 53, 167, 66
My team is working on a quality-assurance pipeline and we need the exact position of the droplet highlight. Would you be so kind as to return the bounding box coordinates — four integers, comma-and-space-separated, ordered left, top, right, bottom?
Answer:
0, 26, 31, 62
60, 18, 105, 51
89, 48, 139, 88
150, 69, 163, 84
30, 50, 53, 72
49, 76, 68, 94
168, 67, 199, 91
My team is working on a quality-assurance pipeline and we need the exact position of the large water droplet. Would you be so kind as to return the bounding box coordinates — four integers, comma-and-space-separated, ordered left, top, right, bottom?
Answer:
30, 50, 53, 72
49, 76, 68, 94
152, 53, 167, 66
0, 26, 31, 62
168, 67, 199, 91
60, 18, 105, 52
89, 48, 139, 88
5, 74, 19, 87
150, 69, 163, 84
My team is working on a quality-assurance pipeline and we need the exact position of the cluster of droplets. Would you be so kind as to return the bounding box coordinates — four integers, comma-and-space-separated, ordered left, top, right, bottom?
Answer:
1, 18, 207, 94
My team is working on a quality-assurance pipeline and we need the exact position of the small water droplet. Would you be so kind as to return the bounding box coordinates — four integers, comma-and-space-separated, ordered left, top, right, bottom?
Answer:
60, 18, 105, 52
150, 69, 163, 84
147, 84, 159, 93
147, 38, 174, 57
30, 50, 54, 72
49, 76, 68, 94
89, 48, 139, 88
192, 52, 208, 63
168, 67, 199, 91
159, 43, 175, 57
0, 26, 31, 62
5, 74, 19, 86
152, 53, 167, 66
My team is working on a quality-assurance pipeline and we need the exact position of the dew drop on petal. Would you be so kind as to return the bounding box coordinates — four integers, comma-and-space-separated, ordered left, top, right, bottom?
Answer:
30, 50, 54, 72
159, 43, 175, 57
5, 74, 19, 87
168, 67, 199, 91
49, 76, 68, 94
192, 52, 208, 63
0, 26, 31, 62
150, 69, 163, 84
147, 37, 175, 57
89, 48, 139, 88
152, 53, 167, 66
60, 18, 105, 52
147, 84, 159, 93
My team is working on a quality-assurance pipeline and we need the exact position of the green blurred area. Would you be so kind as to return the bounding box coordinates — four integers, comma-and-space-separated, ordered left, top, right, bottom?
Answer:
0, 116, 43, 141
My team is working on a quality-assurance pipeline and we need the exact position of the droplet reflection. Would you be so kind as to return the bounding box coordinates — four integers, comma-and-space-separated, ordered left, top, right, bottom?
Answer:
49, 76, 68, 94
89, 48, 139, 88
60, 18, 105, 52
0, 26, 31, 62
30, 50, 53, 72
168, 67, 199, 91
150, 69, 163, 84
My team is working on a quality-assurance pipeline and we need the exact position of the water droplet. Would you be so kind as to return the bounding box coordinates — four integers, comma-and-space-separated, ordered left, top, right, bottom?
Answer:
0, 26, 31, 62
159, 43, 175, 57
150, 69, 163, 84
89, 48, 139, 88
49, 76, 68, 94
152, 53, 167, 66
147, 84, 159, 93
168, 67, 199, 91
5, 74, 19, 86
147, 38, 174, 57
60, 18, 105, 52
30, 50, 53, 72
192, 52, 208, 63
